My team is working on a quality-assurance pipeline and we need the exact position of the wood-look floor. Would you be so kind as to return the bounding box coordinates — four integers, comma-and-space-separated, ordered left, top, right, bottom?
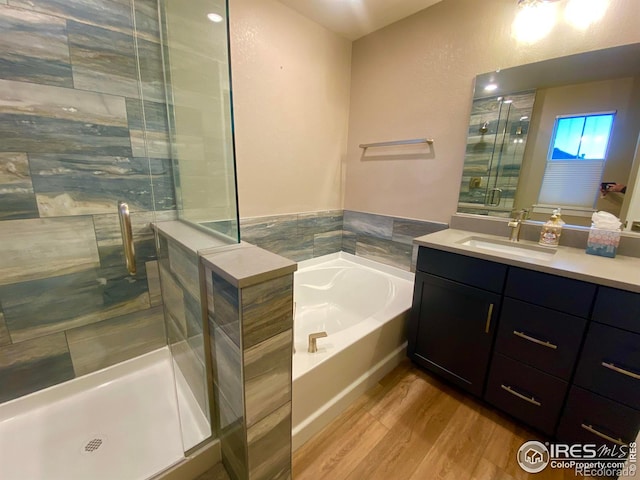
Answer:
293, 360, 581, 480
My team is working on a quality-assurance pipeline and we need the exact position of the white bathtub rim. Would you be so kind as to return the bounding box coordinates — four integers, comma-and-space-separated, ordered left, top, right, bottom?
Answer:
296, 251, 414, 282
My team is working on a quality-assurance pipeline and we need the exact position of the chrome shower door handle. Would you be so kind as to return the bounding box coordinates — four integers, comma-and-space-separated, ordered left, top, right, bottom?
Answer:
118, 201, 136, 276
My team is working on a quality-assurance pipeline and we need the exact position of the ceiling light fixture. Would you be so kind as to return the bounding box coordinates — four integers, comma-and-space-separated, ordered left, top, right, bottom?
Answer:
564, 0, 609, 29
484, 83, 498, 92
513, 0, 559, 43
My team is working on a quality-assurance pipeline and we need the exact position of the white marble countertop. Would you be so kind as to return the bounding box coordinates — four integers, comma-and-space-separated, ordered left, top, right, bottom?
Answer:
414, 229, 640, 293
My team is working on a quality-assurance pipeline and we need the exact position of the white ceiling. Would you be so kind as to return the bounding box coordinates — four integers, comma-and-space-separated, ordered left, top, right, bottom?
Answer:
276, 0, 443, 41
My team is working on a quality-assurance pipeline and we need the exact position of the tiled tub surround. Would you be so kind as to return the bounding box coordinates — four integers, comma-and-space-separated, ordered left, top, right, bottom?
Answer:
0, 0, 177, 403
292, 253, 414, 450
239, 210, 448, 271
203, 245, 297, 480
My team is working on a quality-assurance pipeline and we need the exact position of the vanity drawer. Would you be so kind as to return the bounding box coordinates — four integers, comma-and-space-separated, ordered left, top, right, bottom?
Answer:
485, 353, 567, 435
505, 267, 596, 317
592, 287, 640, 334
416, 247, 507, 293
495, 298, 587, 380
574, 322, 640, 410
557, 386, 640, 448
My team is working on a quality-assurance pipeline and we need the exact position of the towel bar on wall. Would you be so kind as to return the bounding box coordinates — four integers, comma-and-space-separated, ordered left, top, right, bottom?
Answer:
359, 137, 434, 149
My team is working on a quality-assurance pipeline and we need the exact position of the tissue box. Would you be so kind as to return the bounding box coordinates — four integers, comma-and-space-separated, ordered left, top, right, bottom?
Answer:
586, 227, 620, 258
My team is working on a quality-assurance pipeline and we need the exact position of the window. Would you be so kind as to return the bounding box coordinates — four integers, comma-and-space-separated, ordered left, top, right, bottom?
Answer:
538, 112, 615, 208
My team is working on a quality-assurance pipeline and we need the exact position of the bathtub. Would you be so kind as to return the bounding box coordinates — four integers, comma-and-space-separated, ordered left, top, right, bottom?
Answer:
292, 252, 414, 450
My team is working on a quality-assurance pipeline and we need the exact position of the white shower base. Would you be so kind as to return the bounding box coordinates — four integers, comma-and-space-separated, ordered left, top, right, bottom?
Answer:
0, 347, 209, 480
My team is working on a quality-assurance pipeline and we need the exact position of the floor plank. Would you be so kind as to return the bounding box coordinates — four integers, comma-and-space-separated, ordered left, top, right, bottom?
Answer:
293, 360, 583, 480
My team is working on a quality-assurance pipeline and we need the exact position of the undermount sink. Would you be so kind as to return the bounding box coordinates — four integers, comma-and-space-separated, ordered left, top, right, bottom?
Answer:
458, 236, 557, 261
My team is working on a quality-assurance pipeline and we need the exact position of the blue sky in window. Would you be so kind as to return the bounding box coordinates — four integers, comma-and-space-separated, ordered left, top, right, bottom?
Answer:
551, 114, 614, 160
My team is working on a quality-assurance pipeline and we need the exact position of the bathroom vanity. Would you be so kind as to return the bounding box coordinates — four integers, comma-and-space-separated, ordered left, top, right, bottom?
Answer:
408, 229, 640, 445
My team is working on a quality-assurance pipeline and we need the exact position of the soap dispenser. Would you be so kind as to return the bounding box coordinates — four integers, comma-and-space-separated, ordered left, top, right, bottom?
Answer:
539, 209, 563, 247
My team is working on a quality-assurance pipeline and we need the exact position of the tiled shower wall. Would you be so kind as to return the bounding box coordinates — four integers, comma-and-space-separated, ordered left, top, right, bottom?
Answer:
240, 210, 448, 271
0, 0, 176, 403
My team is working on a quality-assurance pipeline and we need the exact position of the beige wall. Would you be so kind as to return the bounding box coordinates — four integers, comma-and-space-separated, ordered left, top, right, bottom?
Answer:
229, 0, 352, 217
344, 0, 640, 223
516, 77, 640, 222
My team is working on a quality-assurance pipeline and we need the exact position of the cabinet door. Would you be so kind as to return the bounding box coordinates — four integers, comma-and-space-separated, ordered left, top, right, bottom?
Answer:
408, 272, 501, 397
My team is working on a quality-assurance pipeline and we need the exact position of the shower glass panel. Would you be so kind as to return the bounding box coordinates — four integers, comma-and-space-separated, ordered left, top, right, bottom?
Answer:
159, 0, 240, 242
0, 0, 193, 476
458, 91, 535, 217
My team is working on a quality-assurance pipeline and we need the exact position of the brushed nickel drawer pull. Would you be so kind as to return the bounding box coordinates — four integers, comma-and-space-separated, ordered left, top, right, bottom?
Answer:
513, 330, 558, 350
485, 304, 494, 333
601, 361, 640, 380
500, 384, 541, 406
581, 424, 625, 446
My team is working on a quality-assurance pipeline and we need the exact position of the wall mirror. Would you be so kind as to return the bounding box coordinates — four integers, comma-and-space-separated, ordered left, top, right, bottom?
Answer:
457, 43, 640, 229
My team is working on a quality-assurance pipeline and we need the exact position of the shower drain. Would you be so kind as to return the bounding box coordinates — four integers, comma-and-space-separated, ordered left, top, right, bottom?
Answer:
80, 435, 107, 455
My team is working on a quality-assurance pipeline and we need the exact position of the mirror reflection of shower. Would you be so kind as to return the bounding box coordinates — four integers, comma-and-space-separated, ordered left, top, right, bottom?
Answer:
458, 91, 535, 216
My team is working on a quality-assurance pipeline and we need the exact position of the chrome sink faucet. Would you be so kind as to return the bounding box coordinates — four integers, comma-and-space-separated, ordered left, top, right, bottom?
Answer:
508, 209, 528, 242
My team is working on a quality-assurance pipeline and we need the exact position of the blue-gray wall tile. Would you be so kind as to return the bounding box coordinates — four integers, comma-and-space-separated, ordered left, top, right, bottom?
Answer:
313, 231, 342, 257
341, 230, 357, 255
0, 307, 10, 346
297, 211, 343, 236
67, 20, 138, 98
7, 0, 133, 34
136, 37, 166, 104
220, 414, 247, 480
391, 218, 448, 245
240, 215, 298, 243
0, 332, 74, 403
0, 79, 131, 155
241, 274, 293, 350
247, 402, 291, 480
212, 272, 241, 347
244, 329, 292, 428
167, 240, 200, 300
160, 262, 187, 334
146, 260, 162, 307
344, 210, 394, 239
0, 265, 151, 343
213, 323, 243, 428
355, 235, 413, 271
126, 97, 169, 132
0, 216, 100, 285
0, 152, 38, 220
0, 6, 73, 87
30, 154, 156, 216
66, 305, 165, 376
132, 0, 161, 43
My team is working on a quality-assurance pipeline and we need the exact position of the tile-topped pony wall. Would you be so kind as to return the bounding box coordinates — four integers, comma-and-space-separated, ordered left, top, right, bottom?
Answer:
0, 0, 176, 403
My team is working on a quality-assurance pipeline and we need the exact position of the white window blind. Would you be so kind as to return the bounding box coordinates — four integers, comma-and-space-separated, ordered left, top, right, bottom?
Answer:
538, 159, 604, 207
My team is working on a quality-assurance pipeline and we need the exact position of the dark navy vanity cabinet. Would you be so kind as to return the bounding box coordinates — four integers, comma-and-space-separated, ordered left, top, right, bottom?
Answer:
408, 246, 640, 445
